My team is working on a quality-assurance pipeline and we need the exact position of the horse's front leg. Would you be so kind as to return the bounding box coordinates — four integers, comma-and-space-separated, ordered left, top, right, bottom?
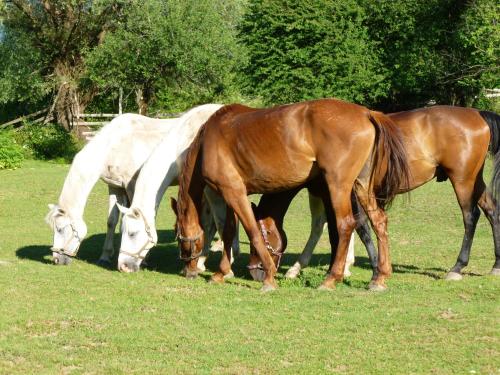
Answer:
197, 195, 217, 273
220, 187, 277, 291
98, 186, 128, 267
210, 206, 237, 283
204, 187, 240, 261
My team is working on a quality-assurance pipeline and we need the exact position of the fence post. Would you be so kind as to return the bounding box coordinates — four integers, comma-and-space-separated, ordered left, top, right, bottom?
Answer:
119, 87, 123, 115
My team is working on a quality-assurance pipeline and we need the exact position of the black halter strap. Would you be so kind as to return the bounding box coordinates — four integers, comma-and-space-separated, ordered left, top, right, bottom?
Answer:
247, 219, 284, 270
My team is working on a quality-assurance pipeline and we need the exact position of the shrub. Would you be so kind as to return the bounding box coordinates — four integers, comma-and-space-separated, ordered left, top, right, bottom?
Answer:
15, 122, 82, 162
0, 131, 24, 169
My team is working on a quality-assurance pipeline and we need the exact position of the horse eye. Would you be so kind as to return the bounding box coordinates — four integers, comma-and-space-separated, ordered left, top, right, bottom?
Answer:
129, 232, 137, 238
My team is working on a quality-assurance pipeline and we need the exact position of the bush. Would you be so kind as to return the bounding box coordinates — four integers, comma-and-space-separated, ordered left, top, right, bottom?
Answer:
0, 131, 24, 169
15, 122, 82, 162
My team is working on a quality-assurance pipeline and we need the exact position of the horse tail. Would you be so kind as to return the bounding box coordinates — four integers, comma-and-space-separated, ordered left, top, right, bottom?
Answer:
479, 110, 500, 203
368, 111, 411, 208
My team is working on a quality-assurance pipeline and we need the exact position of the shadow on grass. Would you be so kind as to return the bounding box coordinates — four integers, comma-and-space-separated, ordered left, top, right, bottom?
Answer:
17, 231, 478, 281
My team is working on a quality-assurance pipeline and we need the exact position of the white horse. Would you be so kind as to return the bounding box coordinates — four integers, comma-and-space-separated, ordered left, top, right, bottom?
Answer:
45, 105, 225, 266
116, 104, 240, 274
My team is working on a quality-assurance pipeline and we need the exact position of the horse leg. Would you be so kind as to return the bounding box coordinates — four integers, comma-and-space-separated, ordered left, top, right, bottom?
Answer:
286, 192, 326, 279
319, 176, 356, 290
355, 188, 391, 291
219, 187, 278, 291
211, 207, 237, 283
204, 187, 240, 262
98, 186, 128, 267
446, 178, 483, 280
353, 197, 378, 279
197, 195, 218, 273
477, 191, 500, 275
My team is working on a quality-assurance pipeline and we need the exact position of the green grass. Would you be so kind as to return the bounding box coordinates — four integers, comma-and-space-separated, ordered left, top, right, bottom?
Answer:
0, 160, 499, 374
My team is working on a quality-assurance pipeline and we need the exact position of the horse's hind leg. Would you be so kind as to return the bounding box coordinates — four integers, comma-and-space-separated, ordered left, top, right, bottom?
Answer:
354, 188, 391, 291
352, 197, 378, 279
99, 186, 128, 267
318, 176, 357, 290
286, 192, 326, 279
446, 177, 483, 280
477, 190, 500, 275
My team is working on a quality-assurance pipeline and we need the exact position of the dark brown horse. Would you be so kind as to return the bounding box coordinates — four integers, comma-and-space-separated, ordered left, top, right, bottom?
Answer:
253, 106, 500, 281
173, 99, 410, 291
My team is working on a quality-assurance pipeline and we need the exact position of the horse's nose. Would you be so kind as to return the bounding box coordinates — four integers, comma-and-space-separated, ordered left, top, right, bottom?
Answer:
52, 252, 72, 266
118, 257, 140, 273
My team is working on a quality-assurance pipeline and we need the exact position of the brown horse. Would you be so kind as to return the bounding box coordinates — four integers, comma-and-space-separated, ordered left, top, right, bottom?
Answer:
173, 99, 410, 291
253, 106, 500, 280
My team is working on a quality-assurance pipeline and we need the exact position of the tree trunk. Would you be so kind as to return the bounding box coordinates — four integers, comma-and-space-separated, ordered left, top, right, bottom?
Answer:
135, 85, 153, 115
52, 82, 82, 131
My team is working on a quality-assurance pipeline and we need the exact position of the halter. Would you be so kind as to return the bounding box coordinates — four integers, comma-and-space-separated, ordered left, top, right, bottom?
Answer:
120, 208, 157, 261
247, 219, 283, 270
176, 226, 204, 261
51, 222, 81, 257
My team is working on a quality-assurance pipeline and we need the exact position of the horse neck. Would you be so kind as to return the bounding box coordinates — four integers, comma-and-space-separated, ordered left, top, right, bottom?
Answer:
57, 139, 109, 219
258, 189, 299, 229
178, 133, 206, 234
128, 124, 185, 221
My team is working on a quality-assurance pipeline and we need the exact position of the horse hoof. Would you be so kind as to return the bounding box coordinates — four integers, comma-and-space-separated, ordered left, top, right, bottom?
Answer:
317, 284, 335, 291
260, 284, 277, 293
249, 268, 266, 282
368, 282, 387, 292
223, 271, 234, 280
96, 259, 112, 268
285, 267, 300, 279
210, 273, 225, 284
490, 268, 500, 276
445, 272, 463, 281
343, 269, 352, 278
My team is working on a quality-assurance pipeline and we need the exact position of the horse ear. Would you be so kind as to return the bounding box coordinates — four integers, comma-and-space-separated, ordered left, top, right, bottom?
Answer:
116, 202, 128, 214
170, 197, 178, 216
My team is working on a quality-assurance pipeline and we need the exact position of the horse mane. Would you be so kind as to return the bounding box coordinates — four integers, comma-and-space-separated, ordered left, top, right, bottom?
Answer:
177, 123, 208, 218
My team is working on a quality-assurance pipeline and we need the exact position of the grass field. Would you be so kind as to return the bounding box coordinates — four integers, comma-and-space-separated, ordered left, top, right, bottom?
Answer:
0, 160, 499, 374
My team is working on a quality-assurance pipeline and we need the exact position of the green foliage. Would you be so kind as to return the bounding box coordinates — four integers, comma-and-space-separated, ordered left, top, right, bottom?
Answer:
0, 130, 24, 169
15, 122, 81, 162
86, 0, 246, 112
239, 0, 388, 106
361, 0, 499, 110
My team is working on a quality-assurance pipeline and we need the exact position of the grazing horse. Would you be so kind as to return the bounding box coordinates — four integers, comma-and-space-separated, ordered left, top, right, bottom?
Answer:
248, 179, 377, 282
46, 104, 227, 267
46, 114, 177, 266
173, 99, 410, 291
115, 104, 241, 273
255, 106, 500, 281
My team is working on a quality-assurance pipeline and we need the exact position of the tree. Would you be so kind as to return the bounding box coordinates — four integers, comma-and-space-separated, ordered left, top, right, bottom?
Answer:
0, 1, 128, 130
86, 0, 246, 114
238, 0, 388, 106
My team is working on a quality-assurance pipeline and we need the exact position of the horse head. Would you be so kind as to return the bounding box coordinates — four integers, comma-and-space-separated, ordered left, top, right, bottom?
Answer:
171, 197, 204, 279
46, 204, 87, 265
248, 202, 286, 281
117, 203, 157, 273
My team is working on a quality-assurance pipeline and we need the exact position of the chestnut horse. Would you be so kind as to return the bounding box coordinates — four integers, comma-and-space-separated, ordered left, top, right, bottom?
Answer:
248, 179, 378, 282
173, 99, 410, 291
253, 106, 500, 280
